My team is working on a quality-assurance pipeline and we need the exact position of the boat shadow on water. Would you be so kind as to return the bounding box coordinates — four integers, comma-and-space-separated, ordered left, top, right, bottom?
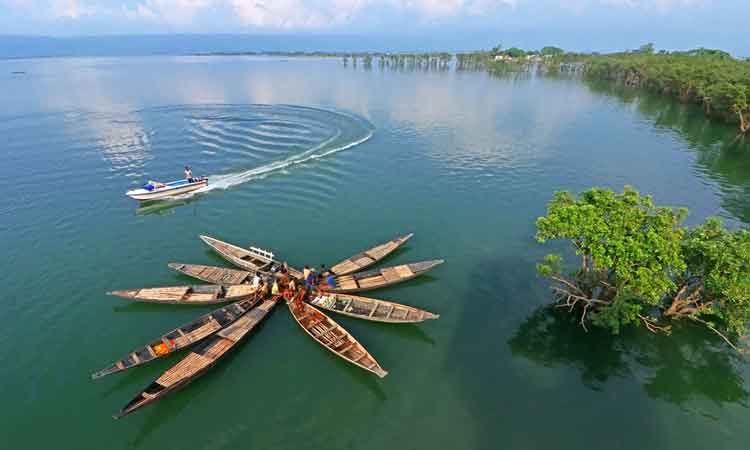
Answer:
303, 332, 388, 401
363, 320, 437, 346
134, 195, 203, 217
130, 387, 195, 448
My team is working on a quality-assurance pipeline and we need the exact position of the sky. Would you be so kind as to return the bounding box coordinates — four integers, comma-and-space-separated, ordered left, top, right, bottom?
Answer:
0, 0, 746, 54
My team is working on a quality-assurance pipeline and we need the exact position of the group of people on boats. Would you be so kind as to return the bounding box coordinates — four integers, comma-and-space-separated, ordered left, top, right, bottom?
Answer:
303, 264, 336, 290
250, 263, 305, 302
245, 261, 336, 304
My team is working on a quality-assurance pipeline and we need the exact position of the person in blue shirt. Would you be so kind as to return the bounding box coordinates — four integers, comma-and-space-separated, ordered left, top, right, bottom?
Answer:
305, 269, 316, 289
326, 273, 336, 289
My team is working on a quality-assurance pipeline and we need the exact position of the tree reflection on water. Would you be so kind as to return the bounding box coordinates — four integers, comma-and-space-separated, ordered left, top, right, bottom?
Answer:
585, 80, 750, 223
508, 305, 749, 408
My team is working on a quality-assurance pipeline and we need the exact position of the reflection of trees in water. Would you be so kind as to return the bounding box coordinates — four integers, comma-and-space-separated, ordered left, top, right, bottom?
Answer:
344, 53, 453, 72
585, 81, 750, 223
509, 306, 749, 407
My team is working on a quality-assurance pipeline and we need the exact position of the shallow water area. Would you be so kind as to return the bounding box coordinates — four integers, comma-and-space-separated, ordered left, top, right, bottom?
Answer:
1, 56, 749, 450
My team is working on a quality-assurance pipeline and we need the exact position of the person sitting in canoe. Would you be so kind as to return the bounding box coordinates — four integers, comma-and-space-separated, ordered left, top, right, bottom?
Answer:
317, 264, 327, 284
325, 272, 336, 289
305, 268, 316, 289
184, 166, 194, 182
258, 279, 268, 298
303, 265, 311, 281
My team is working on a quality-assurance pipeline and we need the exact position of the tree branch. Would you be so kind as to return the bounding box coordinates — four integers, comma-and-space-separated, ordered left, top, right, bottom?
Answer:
690, 317, 743, 353
638, 313, 671, 334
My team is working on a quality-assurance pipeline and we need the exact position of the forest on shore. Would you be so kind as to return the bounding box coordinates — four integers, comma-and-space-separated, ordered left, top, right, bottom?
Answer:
572, 45, 750, 134
330, 44, 750, 134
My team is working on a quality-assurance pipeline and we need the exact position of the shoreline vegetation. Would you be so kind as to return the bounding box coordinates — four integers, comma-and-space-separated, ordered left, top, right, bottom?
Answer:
189, 43, 750, 134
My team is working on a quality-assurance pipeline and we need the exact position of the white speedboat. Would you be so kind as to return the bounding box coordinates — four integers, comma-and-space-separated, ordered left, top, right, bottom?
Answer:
126, 177, 208, 201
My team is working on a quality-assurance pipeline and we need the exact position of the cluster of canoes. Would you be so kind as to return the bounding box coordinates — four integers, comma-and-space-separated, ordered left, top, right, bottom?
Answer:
96, 233, 444, 418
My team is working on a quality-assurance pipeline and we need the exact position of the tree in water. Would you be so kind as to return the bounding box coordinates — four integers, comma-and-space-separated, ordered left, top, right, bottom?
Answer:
536, 186, 750, 350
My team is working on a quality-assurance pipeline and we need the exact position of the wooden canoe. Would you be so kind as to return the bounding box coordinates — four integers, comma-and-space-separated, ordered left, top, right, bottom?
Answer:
168, 263, 255, 285
200, 235, 275, 272
330, 233, 414, 276
308, 292, 439, 323
114, 295, 282, 419
287, 295, 388, 378
322, 259, 444, 293
199, 235, 303, 278
107, 284, 257, 305
92, 295, 262, 380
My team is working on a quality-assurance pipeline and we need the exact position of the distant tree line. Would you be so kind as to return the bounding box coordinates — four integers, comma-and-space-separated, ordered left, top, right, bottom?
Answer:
577, 44, 750, 134
453, 43, 750, 134
202, 44, 749, 134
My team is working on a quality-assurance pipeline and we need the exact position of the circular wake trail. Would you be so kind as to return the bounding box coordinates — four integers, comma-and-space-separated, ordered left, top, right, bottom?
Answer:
159, 104, 374, 199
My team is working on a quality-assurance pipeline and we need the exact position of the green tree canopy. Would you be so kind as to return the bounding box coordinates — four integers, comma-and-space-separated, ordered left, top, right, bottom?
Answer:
504, 47, 526, 58
540, 46, 565, 56
637, 43, 655, 54
536, 186, 750, 349
579, 49, 750, 132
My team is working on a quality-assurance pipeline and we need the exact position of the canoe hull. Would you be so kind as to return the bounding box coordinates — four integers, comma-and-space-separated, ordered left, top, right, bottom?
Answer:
114, 296, 281, 419
199, 235, 274, 273
308, 292, 439, 323
91, 296, 261, 380
107, 284, 257, 305
323, 260, 444, 294
168, 263, 254, 285
200, 235, 302, 278
288, 295, 387, 378
330, 233, 414, 276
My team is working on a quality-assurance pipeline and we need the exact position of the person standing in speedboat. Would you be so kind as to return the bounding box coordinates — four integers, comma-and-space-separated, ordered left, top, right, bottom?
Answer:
184, 166, 194, 182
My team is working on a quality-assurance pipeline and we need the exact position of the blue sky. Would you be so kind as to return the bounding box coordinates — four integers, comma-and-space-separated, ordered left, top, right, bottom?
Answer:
0, 1, 745, 53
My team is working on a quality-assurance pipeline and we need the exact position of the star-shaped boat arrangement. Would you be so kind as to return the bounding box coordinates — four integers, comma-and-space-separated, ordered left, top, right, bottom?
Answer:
94, 233, 444, 419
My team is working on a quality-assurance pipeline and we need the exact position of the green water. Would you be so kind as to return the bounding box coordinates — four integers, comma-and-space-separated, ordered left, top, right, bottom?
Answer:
1, 56, 749, 450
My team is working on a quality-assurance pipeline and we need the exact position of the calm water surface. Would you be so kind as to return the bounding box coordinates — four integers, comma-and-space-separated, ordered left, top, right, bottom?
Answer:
1, 56, 749, 450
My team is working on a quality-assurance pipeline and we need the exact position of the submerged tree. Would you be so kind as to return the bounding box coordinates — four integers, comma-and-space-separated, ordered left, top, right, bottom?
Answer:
536, 186, 750, 349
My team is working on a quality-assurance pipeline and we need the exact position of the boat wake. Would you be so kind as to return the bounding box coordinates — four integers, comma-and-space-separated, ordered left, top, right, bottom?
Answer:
132, 104, 374, 203
194, 127, 372, 195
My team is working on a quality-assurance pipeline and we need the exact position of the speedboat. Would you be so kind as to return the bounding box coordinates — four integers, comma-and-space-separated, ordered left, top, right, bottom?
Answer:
126, 177, 208, 201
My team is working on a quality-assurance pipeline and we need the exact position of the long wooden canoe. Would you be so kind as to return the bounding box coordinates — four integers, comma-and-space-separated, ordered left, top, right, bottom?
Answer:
107, 284, 256, 305
92, 295, 262, 380
168, 263, 255, 285
330, 233, 414, 276
199, 235, 303, 278
308, 292, 439, 323
200, 235, 275, 272
287, 295, 388, 378
322, 259, 444, 293
114, 295, 282, 419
